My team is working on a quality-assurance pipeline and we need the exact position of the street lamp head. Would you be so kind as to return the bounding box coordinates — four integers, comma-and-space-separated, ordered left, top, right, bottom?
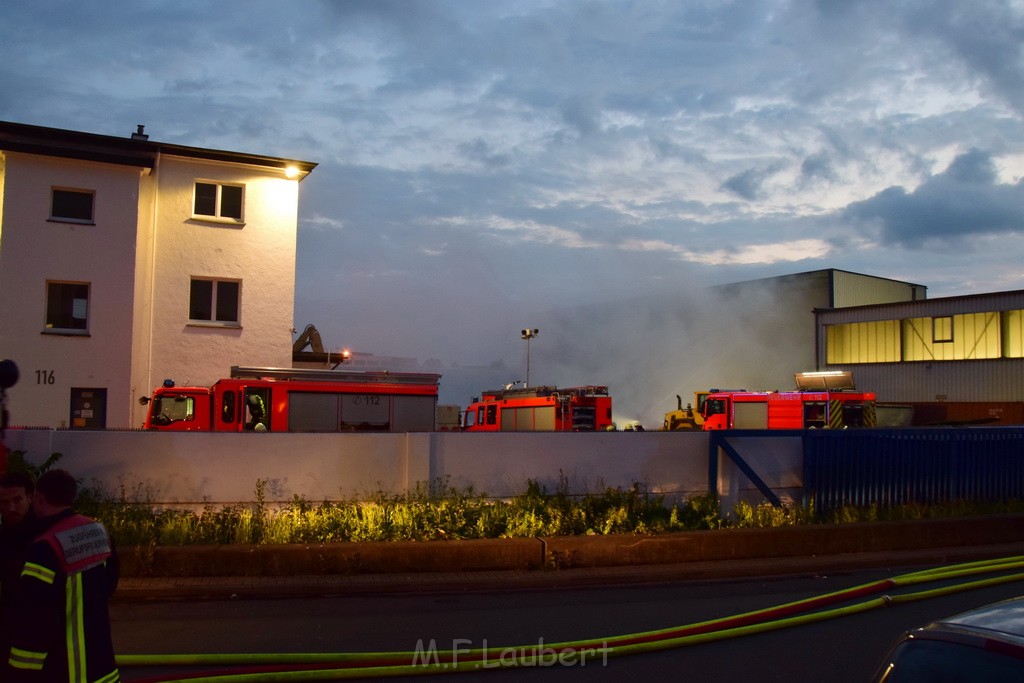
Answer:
521, 328, 539, 340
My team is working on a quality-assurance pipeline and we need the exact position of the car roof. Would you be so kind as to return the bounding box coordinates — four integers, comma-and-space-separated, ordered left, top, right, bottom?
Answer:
927, 596, 1024, 645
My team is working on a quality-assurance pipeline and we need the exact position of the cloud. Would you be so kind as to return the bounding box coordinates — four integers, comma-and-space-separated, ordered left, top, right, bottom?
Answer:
302, 215, 347, 232
619, 238, 832, 266
437, 215, 602, 249
718, 161, 789, 202
721, 168, 771, 201
899, 1, 1024, 114
842, 149, 1024, 247
800, 152, 837, 184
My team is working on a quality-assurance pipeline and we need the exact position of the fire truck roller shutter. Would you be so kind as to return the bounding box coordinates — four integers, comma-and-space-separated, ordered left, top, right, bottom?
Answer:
829, 399, 843, 429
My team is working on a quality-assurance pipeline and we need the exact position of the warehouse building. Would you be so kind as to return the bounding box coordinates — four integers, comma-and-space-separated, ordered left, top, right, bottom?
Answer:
817, 289, 1024, 425
711, 269, 1023, 425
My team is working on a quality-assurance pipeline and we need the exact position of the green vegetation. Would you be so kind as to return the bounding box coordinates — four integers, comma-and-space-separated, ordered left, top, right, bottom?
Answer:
5, 449, 63, 478
74, 476, 726, 546
9, 452, 1023, 546
77, 479, 1024, 547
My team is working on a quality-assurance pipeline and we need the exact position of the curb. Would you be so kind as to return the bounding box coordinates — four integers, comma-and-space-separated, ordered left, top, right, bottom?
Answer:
117, 514, 1024, 579
543, 514, 1024, 569
114, 543, 1024, 601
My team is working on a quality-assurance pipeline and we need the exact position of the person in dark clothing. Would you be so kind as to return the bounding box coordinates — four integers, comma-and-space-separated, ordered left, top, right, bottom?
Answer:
5, 469, 119, 682
246, 393, 267, 431
0, 471, 34, 529
0, 471, 38, 680
0, 471, 37, 586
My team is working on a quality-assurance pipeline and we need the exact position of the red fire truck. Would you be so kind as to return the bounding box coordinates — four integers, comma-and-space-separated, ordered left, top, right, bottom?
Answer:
700, 372, 876, 430
462, 385, 613, 432
142, 366, 440, 432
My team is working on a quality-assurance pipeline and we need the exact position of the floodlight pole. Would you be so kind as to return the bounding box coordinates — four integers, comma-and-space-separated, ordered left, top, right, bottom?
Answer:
521, 328, 538, 387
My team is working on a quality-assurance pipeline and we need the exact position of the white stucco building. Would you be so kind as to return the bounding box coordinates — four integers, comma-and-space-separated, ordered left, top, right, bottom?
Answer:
0, 121, 316, 428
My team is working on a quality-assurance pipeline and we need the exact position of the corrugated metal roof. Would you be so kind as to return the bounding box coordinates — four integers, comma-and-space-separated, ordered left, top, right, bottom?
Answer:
832, 270, 927, 308
817, 290, 1024, 323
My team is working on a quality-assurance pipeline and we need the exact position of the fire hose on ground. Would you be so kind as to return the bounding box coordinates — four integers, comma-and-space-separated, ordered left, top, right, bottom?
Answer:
117, 554, 1024, 681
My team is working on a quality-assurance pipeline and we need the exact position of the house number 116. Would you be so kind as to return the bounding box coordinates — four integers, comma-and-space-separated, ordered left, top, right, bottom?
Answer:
36, 369, 55, 385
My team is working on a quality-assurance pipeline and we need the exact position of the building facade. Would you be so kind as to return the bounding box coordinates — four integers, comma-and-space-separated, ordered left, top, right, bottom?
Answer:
705, 268, 927, 386
0, 122, 315, 428
817, 290, 1024, 424
720, 270, 1024, 425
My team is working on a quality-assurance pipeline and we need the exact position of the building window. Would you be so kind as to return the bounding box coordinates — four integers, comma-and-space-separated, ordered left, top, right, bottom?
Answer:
903, 313, 999, 361
1004, 310, 1024, 358
825, 320, 900, 364
189, 278, 240, 325
193, 182, 244, 221
45, 281, 89, 333
933, 316, 953, 343
50, 188, 95, 223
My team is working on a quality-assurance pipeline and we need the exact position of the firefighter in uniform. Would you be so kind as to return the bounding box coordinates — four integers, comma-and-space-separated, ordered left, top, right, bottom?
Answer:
6, 469, 119, 682
246, 392, 267, 431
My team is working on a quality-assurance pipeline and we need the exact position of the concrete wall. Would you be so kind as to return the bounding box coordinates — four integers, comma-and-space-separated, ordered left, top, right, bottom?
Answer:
4, 430, 802, 511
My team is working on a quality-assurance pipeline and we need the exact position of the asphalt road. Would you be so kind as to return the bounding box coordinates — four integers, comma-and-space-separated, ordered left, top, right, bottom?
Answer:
111, 562, 1024, 682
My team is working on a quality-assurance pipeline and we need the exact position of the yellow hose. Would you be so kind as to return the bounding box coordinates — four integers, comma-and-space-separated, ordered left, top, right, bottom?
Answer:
119, 555, 1024, 682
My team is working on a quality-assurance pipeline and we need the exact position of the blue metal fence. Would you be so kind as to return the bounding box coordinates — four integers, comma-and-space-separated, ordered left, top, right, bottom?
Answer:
802, 427, 1024, 517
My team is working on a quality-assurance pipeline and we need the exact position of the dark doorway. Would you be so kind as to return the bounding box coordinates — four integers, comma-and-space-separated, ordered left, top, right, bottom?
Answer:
70, 388, 107, 429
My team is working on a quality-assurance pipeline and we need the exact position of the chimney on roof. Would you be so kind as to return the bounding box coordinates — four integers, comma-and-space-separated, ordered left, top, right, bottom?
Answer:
131, 125, 149, 141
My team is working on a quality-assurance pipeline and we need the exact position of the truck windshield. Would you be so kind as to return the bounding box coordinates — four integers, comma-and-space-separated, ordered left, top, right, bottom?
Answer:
703, 399, 726, 417
150, 395, 195, 425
